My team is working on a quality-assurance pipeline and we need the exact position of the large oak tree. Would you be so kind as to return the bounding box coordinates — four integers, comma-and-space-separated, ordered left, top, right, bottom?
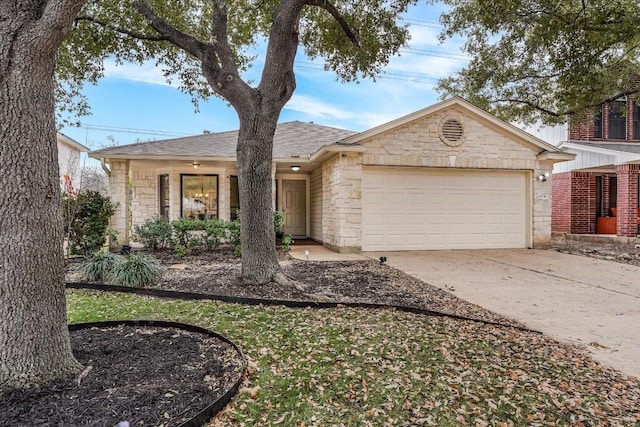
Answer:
436, 0, 640, 124
0, 0, 86, 393
62, 0, 415, 285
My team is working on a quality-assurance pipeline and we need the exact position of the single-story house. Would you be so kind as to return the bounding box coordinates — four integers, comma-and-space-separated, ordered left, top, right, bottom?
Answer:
89, 97, 573, 253
58, 133, 89, 191
552, 98, 640, 237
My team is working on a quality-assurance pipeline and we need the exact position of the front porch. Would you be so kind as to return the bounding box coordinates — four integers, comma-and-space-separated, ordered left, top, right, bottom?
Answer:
552, 166, 640, 237
552, 141, 640, 238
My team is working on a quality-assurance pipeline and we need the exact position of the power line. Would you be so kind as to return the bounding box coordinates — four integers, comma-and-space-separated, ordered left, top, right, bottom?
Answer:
78, 123, 191, 137
295, 63, 439, 84
402, 47, 470, 61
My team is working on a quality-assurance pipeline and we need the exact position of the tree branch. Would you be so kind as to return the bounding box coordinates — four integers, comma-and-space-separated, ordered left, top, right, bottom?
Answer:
75, 16, 168, 41
494, 87, 640, 118
304, 0, 360, 47
134, 0, 209, 60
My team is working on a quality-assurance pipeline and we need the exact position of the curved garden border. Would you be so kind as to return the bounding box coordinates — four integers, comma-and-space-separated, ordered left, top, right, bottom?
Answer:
69, 320, 246, 427
67, 282, 540, 333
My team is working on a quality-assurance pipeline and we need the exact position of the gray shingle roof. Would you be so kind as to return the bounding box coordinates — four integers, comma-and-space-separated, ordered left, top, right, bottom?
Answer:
568, 141, 640, 155
90, 121, 357, 159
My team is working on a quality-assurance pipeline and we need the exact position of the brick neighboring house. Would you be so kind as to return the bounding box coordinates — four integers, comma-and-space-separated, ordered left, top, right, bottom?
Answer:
552, 97, 640, 237
90, 97, 573, 252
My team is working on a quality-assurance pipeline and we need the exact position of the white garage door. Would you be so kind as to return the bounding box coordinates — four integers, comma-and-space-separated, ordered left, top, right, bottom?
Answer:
362, 168, 528, 251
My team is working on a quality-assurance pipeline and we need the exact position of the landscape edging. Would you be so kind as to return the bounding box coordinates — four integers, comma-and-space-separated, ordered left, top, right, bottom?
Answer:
67, 282, 540, 333
68, 319, 246, 427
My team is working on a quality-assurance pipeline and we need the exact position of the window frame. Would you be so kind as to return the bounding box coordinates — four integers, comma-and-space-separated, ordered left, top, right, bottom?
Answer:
179, 174, 219, 220
608, 100, 627, 140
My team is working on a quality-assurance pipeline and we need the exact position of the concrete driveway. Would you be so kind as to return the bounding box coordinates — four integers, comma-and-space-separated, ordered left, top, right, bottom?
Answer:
365, 249, 640, 379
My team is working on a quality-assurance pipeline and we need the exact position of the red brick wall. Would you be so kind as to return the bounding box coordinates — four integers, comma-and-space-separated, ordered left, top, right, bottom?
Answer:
552, 172, 572, 232
568, 97, 639, 142
616, 164, 640, 236
571, 172, 597, 234
569, 113, 597, 140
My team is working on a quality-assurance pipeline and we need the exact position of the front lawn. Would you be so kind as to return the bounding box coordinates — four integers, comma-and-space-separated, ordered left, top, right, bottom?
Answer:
67, 290, 640, 426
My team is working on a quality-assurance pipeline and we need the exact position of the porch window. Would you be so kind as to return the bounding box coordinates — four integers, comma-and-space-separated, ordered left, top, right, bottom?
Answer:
593, 106, 603, 138
633, 102, 640, 140
230, 175, 240, 221
180, 174, 218, 219
159, 174, 169, 218
608, 100, 626, 139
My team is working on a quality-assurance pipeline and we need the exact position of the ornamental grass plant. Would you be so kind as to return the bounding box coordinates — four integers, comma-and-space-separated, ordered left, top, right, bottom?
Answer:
106, 254, 164, 288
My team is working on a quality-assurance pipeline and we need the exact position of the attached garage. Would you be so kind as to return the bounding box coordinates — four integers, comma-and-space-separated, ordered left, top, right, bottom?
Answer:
362, 167, 529, 251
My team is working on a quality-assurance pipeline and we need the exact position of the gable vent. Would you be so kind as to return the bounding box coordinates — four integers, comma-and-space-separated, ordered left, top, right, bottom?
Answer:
439, 117, 465, 146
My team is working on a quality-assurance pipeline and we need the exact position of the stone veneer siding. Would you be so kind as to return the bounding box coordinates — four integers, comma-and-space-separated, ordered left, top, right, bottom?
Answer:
108, 161, 130, 245
321, 153, 362, 252
109, 160, 242, 245
322, 107, 556, 251
309, 168, 323, 241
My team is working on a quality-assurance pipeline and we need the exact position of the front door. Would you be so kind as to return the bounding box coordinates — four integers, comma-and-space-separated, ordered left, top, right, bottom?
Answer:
282, 180, 306, 237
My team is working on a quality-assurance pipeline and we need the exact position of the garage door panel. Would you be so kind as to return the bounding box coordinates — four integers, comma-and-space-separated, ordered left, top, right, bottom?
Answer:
362, 168, 528, 251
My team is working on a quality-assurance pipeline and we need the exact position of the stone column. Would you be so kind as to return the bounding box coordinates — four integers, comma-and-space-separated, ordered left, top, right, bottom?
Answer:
108, 160, 130, 245
532, 167, 553, 248
615, 164, 640, 237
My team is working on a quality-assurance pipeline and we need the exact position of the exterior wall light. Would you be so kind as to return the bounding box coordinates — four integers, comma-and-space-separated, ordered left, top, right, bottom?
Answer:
291, 165, 301, 171
192, 162, 201, 170
537, 172, 550, 181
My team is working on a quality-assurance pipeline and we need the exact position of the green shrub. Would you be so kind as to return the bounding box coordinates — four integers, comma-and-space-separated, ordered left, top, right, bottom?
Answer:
63, 191, 117, 255
273, 210, 284, 235
203, 219, 229, 250
79, 252, 122, 282
227, 219, 242, 256
171, 217, 203, 248
281, 234, 294, 253
173, 244, 188, 259
134, 215, 172, 250
107, 254, 164, 287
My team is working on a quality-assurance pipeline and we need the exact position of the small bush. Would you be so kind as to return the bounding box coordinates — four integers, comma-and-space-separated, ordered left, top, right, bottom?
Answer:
107, 254, 164, 287
273, 210, 284, 235
171, 217, 203, 248
173, 244, 188, 259
203, 219, 229, 250
281, 235, 294, 253
63, 191, 117, 255
227, 219, 241, 256
80, 252, 122, 282
134, 215, 172, 250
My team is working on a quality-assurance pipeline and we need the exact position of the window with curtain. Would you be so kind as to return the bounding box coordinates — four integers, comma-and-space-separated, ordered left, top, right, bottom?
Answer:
180, 175, 218, 219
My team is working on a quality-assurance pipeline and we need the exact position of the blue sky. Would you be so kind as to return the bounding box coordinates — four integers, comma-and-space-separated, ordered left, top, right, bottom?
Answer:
60, 3, 468, 153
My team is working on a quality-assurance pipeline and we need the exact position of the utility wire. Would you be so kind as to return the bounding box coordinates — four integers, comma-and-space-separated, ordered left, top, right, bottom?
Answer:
78, 123, 191, 137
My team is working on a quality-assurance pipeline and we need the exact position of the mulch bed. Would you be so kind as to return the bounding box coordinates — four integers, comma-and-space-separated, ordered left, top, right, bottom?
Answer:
0, 324, 244, 427
146, 247, 524, 328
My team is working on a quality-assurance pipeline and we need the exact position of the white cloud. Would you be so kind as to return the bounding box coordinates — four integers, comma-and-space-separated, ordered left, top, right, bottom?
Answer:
284, 94, 356, 120
406, 25, 441, 47
103, 60, 172, 87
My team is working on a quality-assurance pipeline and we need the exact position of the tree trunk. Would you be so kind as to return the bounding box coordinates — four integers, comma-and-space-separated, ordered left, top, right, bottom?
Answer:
236, 110, 283, 285
0, 2, 84, 393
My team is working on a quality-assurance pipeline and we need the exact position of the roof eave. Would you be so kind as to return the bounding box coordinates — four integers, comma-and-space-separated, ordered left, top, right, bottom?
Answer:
57, 133, 89, 152
309, 144, 366, 163
536, 151, 576, 162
